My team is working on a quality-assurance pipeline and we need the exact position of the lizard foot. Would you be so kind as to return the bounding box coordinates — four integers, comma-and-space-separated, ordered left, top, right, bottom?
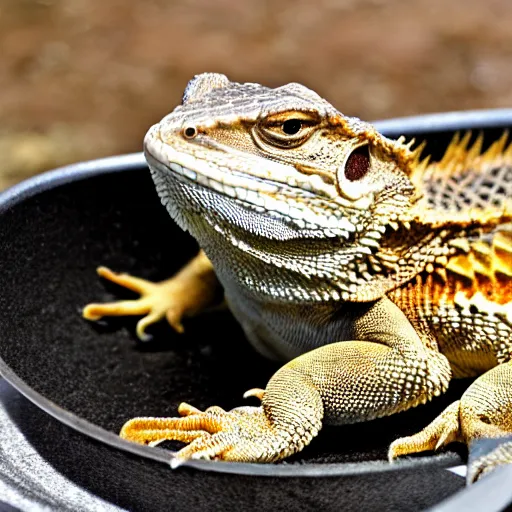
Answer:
120, 400, 296, 465
83, 266, 189, 340
83, 252, 217, 340
388, 400, 462, 461
390, 362, 512, 483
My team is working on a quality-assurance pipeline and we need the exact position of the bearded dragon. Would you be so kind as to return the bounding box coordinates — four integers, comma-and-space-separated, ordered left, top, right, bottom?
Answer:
83, 73, 512, 479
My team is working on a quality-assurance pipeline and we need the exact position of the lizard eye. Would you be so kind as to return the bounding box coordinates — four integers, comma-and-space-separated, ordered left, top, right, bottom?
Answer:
254, 111, 319, 149
282, 119, 302, 135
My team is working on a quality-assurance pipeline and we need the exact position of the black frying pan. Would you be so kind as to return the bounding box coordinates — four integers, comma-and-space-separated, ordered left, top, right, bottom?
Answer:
1, 110, 512, 511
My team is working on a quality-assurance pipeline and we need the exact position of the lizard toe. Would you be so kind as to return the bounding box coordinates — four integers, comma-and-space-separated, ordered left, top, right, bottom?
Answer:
389, 401, 461, 461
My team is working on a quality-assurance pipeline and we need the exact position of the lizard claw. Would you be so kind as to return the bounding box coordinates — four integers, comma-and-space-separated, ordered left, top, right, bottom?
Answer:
243, 388, 265, 401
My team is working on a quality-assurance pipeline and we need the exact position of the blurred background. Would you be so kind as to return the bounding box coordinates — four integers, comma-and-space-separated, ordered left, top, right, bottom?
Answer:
1, 0, 511, 190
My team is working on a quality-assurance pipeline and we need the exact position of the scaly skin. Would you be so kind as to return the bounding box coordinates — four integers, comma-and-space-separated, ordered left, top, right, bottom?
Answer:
84, 73, 512, 479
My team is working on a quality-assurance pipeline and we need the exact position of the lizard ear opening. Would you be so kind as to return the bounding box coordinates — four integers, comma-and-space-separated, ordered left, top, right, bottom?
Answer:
336, 144, 372, 201
345, 145, 370, 182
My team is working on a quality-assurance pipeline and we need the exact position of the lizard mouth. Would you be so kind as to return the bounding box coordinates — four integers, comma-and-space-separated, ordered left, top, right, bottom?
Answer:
144, 130, 361, 238
145, 145, 299, 207
145, 147, 358, 239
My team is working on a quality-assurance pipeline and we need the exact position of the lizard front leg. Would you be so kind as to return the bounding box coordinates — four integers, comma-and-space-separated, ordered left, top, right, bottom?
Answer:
389, 361, 512, 482
120, 298, 452, 464
83, 250, 220, 340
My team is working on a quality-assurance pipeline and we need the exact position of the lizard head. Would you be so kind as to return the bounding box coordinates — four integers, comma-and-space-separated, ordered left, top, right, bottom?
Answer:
144, 73, 425, 301
145, 73, 422, 239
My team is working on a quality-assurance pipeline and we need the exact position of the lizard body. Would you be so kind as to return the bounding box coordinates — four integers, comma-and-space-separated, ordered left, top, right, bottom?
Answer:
84, 74, 512, 479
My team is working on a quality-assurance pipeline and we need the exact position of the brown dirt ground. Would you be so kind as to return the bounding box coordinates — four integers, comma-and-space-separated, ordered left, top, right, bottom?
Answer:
1, 0, 512, 189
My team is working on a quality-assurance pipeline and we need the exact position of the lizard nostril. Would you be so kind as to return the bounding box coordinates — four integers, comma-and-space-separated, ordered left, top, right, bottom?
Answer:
183, 126, 198, 139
